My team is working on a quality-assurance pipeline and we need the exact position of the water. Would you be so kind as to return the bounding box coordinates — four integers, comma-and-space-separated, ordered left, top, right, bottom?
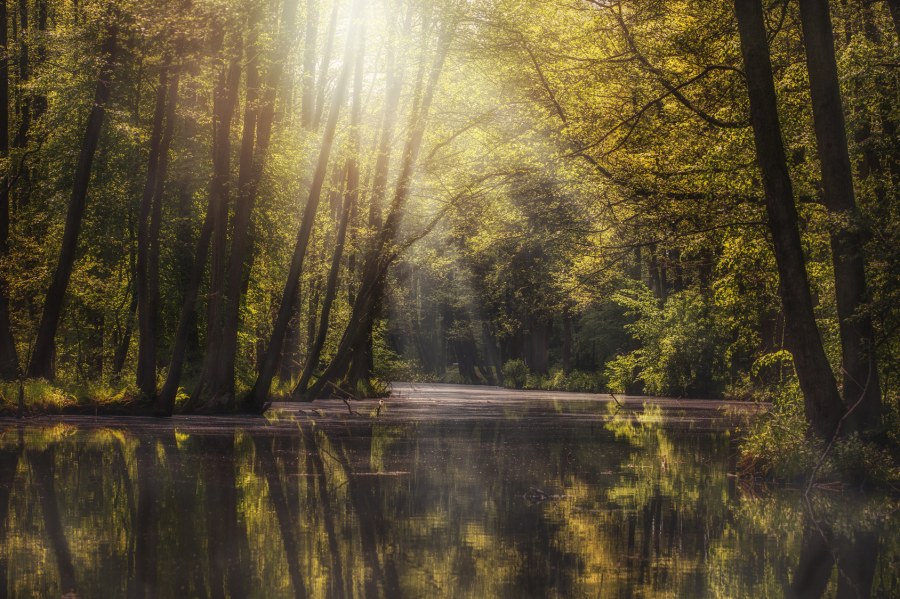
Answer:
0, 384, 895, 598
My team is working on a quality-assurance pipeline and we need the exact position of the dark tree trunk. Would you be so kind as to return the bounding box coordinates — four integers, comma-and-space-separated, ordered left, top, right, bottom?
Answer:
339, 20, 411, 391
156, 36, 240, 415
670, 249, 684, 292
155, 213, 213, 414
277, 304, 302, 383
529, 318, 549, 375
248, 6, 358, 410
296, 159, 358, 394
194, 34, 241, 405
26, 24, 117, 380
798, 0, 881, 432
145, 67, 179, 379
198, 24, 261, 406
136, 65, 171, 397
13, 0, 29, 151
0, 0, 19, 380
629, 246, 641, 281
885, 0, 900, 40
112, 284, 137, 376
734, 0, 845, 438
648, 243, 664, 300
207, 0, 298, 408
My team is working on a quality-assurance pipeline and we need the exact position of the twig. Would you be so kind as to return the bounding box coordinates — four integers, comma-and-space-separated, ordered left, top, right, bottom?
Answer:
343, 399, 358, 416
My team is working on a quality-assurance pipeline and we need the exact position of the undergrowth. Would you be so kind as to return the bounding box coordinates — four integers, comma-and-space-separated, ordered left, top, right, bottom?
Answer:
738, 381, 900, 489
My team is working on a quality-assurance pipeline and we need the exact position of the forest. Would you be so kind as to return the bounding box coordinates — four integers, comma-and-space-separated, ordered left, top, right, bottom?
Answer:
0, 0, 894, 448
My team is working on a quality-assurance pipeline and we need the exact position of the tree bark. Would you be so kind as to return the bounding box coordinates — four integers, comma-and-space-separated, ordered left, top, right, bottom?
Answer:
26, 23, 117, 380
798, 0, 881, 432
885, 0, 900, 40
136, 64, 171, 397
733, 0, 845, 438
204, 0, 298, 408
156, 35, 240, 415
193, 33, 241, 404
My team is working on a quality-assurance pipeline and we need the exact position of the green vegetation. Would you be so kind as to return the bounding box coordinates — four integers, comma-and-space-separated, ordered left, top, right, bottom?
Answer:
0, 0, 893, 477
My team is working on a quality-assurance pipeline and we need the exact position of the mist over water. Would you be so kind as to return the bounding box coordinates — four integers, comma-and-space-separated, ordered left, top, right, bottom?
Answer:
0, 385, 895, 598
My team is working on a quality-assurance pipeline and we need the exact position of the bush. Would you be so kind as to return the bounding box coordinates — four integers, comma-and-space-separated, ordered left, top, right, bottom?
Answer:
501, 363, 606, 393
502, 359, 528, 389
738, 382, 899, 486
604, 287, 726, 397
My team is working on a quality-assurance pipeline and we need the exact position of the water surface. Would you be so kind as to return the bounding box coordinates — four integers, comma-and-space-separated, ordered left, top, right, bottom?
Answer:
0, 383, 895, 597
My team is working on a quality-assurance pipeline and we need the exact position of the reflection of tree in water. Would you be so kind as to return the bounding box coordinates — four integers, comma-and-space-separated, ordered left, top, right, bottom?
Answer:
0, 418, 894, 597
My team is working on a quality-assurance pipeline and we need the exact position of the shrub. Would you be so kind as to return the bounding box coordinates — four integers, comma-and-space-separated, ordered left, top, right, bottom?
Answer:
502, 359, 528, 389
605, 287, 726, 397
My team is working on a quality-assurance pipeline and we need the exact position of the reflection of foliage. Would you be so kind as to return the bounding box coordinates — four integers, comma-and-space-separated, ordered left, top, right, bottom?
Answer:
0, 411, 895, 597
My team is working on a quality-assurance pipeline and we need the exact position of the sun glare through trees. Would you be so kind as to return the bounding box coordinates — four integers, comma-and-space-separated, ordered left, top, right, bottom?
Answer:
0, 0, 896, 596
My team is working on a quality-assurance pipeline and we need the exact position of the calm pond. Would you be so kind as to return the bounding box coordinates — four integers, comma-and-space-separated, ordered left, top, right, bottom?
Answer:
0, 383, 895, 598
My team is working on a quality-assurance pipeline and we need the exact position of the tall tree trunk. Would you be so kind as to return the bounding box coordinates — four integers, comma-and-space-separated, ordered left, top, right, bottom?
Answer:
296, 43, 364, 395
305, 21, 453, 400
194, 33, 241, 404
136, 64, 170, 397
26, 23, 117, 380
294, 177, 355, 394
205, 0, 298, 408
156, 37, 240, 415
0, 0, 19, 380
247, 4, 360, 411
562, 310, 573, 374
798, 0, 881, 432
112, 279, 137, 375
734, 0, 845, 438
334, 14, 411, 391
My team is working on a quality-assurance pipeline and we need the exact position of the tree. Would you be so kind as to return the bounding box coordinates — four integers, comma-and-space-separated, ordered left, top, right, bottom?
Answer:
247, 1, 361, 411
26, 19, 118, 380
733, 0, 845, 438
798, 0, 881, 432
0, 0, 19, 380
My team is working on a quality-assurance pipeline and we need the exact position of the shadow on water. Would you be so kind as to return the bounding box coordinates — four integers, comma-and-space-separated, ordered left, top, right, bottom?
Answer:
0, 395, 895, 598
